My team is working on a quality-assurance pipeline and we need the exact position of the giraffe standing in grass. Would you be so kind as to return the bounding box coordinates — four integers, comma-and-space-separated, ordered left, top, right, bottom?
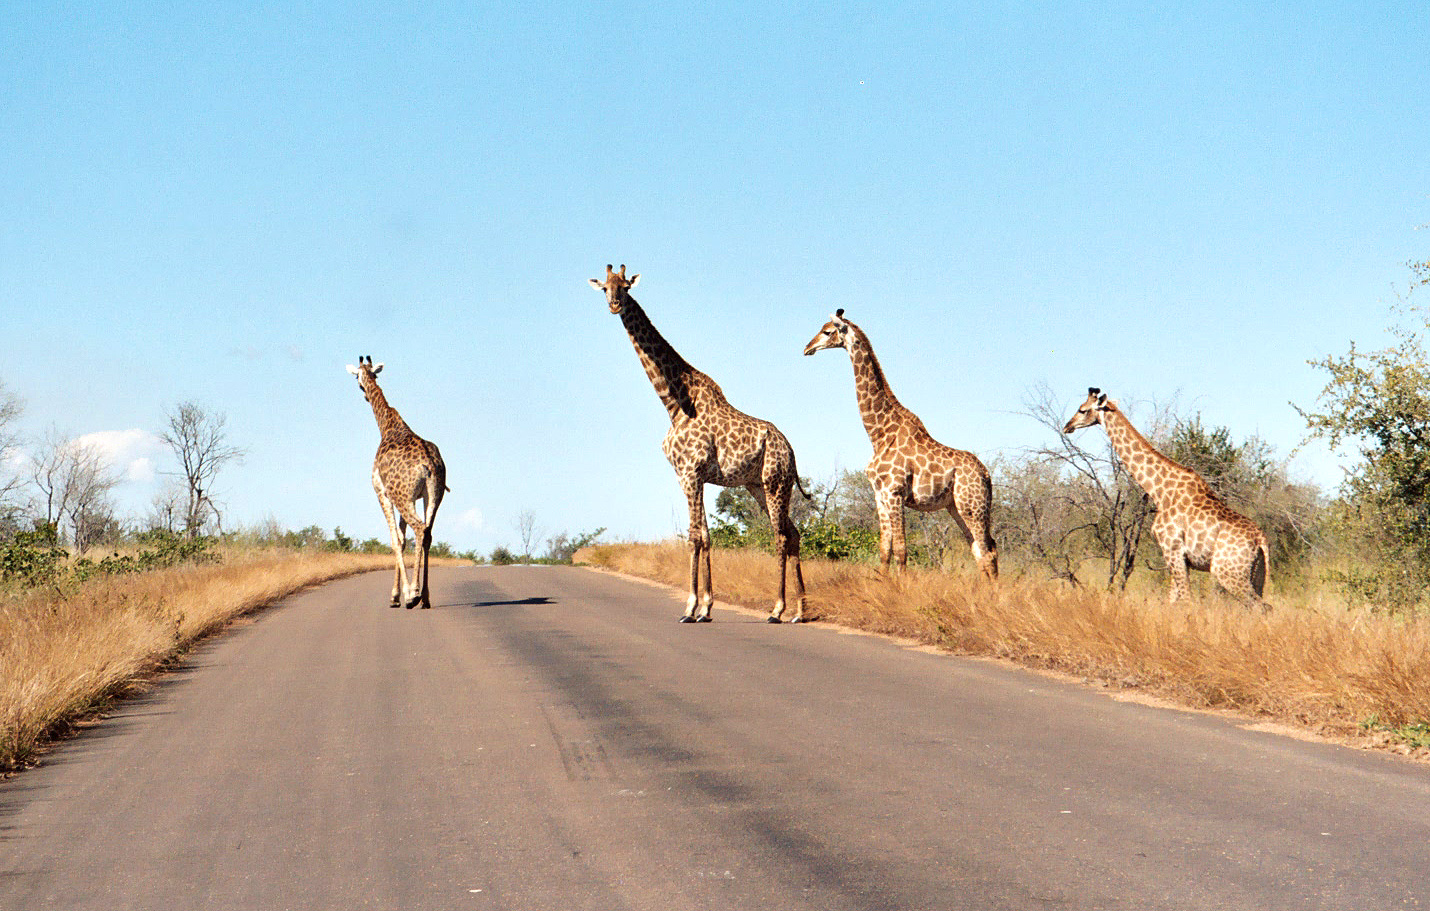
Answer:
803, 309, 998, 580
590, 264, 808, 623
1062, 388, 1269, 606
347, 356, 447, 609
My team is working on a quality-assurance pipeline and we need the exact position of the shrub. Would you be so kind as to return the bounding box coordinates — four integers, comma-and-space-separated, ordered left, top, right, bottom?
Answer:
490, 546, 518, 565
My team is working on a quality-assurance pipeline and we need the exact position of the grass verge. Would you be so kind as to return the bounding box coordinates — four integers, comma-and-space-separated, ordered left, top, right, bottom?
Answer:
578, 541, 1430, 758
1, 549, 391, 771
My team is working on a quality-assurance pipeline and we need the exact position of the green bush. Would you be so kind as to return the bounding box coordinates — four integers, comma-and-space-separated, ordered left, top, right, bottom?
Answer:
490, 546, 518, 565
1, 522, 66, 586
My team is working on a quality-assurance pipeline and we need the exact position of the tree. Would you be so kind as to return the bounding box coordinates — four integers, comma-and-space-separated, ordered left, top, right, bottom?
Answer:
27, 428, 120, 553
1010, 382, 1164, 590
1298, 255, 1430, 605
0, 379, 23, 531
161, 402, 245, 538
514, 510, 541, 560
544, 527, 607, 563
145, 478, 188, 534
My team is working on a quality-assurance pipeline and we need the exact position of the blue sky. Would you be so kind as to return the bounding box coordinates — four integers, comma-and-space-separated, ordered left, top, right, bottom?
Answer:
2, 1, 1427, 554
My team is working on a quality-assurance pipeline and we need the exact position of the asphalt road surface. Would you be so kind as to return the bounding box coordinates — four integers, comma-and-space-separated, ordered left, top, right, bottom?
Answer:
3, 565, 1429, 910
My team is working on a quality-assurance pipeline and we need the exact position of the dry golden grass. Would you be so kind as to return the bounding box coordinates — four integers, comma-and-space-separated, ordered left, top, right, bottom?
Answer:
0, 549, 391, 771
578, 541, 1430, 755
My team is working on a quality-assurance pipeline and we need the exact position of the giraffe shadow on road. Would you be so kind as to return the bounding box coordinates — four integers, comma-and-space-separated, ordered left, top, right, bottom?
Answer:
468, 596, 556, 608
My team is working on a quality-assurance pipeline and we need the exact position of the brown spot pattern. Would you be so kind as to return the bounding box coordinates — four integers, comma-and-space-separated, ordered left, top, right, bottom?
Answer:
803, 312, 998, 580
1063, 388, 1269, 606
591, 265, 806, 622
349, 357, 447, 609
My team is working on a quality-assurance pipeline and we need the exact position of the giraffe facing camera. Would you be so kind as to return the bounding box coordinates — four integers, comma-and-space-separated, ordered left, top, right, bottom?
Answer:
591, 265, 808, 623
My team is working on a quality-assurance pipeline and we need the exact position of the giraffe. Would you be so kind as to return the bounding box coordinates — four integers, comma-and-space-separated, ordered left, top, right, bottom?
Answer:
1062, 388, 1269, 605
346, 356, 447, 609
803, 310, 999, 580
590, 264, 808, 623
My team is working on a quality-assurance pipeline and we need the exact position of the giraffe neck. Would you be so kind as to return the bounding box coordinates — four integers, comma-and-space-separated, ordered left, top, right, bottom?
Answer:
1100, 407, 1194, 505
845, 323, 905, 446
366, 384, 413, 440
618, 296, 701, 422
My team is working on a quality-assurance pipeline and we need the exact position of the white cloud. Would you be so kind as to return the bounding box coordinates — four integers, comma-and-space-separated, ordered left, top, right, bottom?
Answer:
453, 507, 484, 532
125, 456, 156, 483
73, 429, 166, 485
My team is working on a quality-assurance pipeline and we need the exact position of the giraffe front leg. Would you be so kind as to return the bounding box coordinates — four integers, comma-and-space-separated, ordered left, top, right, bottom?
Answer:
876, 487, 908, 574
1153, 515, 1190, 603
872, 488, 895, 574
697, 539, 714, 621
680, 479, 710, 622
1167, 555, 1192, 603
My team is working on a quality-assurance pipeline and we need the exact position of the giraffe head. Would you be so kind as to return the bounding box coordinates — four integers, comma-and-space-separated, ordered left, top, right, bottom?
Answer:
803, 308, 852, 356
1062, 387, 1112, 434
588, 263, 641, 315
345, 355, 385, 403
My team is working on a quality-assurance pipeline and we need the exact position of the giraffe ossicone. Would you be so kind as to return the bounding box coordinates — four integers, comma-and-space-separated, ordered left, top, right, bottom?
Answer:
1062, 387, 1269, 606
348, 355, 447, 609
803, 310, 999, 580
591, 264, 808, 623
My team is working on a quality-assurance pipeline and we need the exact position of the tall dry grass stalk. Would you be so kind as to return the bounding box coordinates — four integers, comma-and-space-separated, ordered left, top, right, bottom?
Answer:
1, 550, 389, 770
579, 542, 1430, 753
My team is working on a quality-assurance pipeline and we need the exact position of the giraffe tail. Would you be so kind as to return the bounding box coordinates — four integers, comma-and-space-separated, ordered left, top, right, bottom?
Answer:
1251, 538, 1269, 599
794, 476, 813, 501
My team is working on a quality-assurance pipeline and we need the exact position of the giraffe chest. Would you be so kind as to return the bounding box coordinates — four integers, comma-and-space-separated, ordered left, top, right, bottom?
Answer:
868, 440, 964, 511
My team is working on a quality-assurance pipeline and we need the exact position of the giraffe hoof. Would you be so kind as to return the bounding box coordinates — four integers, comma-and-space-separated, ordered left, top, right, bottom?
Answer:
766, 616, 781, 624
696, 615, 712, 623
389, 601, 401, 609
679, 615, 696, 623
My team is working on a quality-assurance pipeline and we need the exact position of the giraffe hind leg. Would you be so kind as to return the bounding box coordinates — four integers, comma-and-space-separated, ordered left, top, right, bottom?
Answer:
393, 493, 429, 609
1212, 542, 1265, 609
377, 489, 409, 608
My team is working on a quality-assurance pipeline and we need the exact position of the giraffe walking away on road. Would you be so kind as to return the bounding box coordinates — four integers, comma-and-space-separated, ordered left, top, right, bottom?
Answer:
590, 264, 808, 623
1062, 388, 1269, 606
346, 356, 448, 609
803, 309, 998, 580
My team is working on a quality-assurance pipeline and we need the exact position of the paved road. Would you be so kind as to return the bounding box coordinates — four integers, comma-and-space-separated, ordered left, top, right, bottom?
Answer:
3, 566, 1429, 910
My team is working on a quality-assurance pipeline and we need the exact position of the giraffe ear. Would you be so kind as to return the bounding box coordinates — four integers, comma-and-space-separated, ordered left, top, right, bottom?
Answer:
372, 363, 384, 375
588, 277, 604, 290
628, 273, 640, 288
346, 365, 360, 376
1096, 393, 1108, 407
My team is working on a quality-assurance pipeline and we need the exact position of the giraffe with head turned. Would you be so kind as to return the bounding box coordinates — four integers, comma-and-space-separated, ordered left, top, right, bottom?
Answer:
346, 356, 448, 609
590, 264, 808, 623
803, 310, 999, 580
1063, 388, 1269, 606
